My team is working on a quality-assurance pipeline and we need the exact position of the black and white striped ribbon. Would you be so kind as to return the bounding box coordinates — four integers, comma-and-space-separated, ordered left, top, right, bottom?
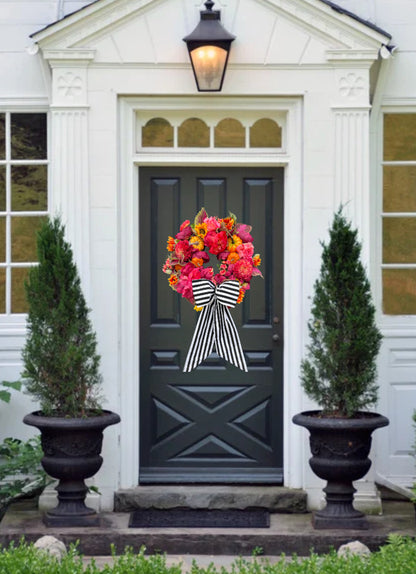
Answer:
183, 279, 248, 372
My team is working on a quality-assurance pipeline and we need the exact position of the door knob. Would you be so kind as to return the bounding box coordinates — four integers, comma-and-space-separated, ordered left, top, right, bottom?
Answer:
272, 333, 280, 342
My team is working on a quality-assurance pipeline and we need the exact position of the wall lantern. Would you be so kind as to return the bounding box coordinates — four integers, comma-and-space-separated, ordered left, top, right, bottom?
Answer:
183, 0, 235, 92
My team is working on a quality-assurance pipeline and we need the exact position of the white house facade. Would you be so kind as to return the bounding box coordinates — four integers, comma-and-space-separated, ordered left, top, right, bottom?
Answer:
0, 0, 415, 512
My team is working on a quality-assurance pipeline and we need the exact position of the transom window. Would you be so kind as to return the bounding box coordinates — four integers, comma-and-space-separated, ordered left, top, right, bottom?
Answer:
138, 114, 283, 150
0, 112, 48, 314
382, 113, 416, 315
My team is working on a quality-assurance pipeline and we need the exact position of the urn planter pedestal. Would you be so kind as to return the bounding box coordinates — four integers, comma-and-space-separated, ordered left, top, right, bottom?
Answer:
293, 410, 389, 530
23, 410, 120, 527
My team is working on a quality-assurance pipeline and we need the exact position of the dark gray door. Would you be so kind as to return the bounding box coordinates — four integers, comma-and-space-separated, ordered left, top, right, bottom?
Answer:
139, 167, 284, 483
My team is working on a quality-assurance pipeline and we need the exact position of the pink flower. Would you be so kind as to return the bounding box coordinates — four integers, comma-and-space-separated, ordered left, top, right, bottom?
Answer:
204, 216, 221, 232
236, 242, 254, 258
233, 258, 254, 282
177, 267, 214, 303
174, 240, 193, 261
180, 262, 196, 276
180, 220, 190, 231
217, 251, 229, 261
176, 224, 193, 240
213, 274, 226, 285
205, 230, 228, 255
194, 251, 210, 263
235, 223, 253, 243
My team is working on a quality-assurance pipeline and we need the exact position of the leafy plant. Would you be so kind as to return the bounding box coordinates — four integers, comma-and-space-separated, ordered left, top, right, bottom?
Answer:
21, 216, 103, 417
300, 208, 382, 417
0, 382, 50, 520
0, 437, 50, 512
0, 381, 22, 404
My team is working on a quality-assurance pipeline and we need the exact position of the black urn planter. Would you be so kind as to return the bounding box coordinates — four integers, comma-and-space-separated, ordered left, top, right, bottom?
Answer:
293, 410, 389, 530
23, 410, 120, 527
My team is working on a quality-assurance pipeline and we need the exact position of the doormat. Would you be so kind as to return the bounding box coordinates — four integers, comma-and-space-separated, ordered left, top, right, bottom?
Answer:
129, 508, 270, 528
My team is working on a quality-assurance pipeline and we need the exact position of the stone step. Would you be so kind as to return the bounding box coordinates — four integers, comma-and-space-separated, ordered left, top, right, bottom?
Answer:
114, 486, 307, 514
0, 501, 414, 557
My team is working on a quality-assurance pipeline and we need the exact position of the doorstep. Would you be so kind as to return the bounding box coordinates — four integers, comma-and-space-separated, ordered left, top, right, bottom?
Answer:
114, 485, 307, 513
0, 500, 414, 556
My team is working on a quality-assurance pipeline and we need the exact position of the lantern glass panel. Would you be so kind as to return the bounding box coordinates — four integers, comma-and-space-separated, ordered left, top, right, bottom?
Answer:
190, 45, 227, 91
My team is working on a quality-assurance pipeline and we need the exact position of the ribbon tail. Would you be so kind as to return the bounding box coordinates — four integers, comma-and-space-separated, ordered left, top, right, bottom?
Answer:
214, 305, 248, 373
183, 303, 215, 372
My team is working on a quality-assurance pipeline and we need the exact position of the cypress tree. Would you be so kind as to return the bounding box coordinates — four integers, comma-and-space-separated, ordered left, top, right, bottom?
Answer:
22, 217, 102, 417
301, 208, 382, 417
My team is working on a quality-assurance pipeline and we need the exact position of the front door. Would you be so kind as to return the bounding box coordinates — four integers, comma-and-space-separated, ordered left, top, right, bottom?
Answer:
139, 167, 284, 483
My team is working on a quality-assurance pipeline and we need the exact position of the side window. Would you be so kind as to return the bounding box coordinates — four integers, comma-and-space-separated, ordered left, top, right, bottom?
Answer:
382, 113, 416, 314
0, 112, 48, 314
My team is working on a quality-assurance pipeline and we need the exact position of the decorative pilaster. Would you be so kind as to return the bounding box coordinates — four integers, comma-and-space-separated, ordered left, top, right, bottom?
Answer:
45, 51, 95, 297
332, 70, 371, 266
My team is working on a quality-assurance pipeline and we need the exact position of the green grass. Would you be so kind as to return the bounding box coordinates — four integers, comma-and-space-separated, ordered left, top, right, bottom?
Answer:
1, 536, 416, 574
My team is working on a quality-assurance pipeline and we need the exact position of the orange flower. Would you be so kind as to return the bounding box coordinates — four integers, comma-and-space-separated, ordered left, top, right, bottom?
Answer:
169, 275, 178, 286
194, 305, 203, 312
222, 217, 235, 230
191, 257, 204, 267
195, 223, 207, 238
227, 252, 240, 263
237, 289, 245, 304
253, 254, 261, 267
190, 235, 204, 251
166, 236, 175, 252
227, 234, 243, 253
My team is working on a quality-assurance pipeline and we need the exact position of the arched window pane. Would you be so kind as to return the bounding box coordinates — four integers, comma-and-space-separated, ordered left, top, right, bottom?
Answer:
250, 118, 282, 148
142, 118, 173, 147
214, 118, 245, 147
178, 118, 209, 147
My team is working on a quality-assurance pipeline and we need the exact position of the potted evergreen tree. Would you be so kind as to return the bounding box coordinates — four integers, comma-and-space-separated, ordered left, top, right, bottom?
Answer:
293, 208, 389, 530
22, 216, 120, 527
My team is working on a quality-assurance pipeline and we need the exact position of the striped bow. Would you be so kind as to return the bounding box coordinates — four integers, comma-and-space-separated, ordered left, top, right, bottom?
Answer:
183, 279, 248, 373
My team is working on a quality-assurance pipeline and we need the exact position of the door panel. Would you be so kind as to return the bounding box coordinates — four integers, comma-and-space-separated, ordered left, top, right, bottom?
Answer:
139, 167, 283, 483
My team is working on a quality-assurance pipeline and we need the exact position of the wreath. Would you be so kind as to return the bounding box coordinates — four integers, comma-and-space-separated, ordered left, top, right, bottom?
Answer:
163, 207, 262, 307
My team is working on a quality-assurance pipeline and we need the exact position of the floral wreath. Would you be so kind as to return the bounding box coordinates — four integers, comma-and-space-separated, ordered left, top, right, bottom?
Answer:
163, 208, 262, 308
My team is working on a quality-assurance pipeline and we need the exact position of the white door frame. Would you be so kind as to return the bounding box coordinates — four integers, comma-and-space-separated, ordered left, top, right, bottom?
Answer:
117, 95, 304, 489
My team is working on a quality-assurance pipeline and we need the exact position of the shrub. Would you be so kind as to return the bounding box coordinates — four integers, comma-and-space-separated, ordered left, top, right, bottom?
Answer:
21, 217, 102, 417
1, 536, 416, 574
300, 208, 382, 417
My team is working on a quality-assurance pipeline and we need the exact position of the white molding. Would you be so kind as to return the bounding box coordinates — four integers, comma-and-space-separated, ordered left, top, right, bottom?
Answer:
42, 50, 96, 63
118, 95, 304, 489
0, 100, 50, 110
31, 0, 390, 53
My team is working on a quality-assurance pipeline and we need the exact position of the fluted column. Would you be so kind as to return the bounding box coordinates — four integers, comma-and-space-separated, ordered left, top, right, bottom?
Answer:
45, 51, 95, 296
332, 70, 371, 266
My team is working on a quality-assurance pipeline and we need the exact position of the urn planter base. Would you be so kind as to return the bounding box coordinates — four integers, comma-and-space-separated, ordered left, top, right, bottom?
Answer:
313, 482, 368, 530
23, 410, 120, 528
293, 411, 389, 530
43, 481, 100, 527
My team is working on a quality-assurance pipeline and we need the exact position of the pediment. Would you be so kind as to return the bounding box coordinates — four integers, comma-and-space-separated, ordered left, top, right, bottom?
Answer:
33, 0, 391, 66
